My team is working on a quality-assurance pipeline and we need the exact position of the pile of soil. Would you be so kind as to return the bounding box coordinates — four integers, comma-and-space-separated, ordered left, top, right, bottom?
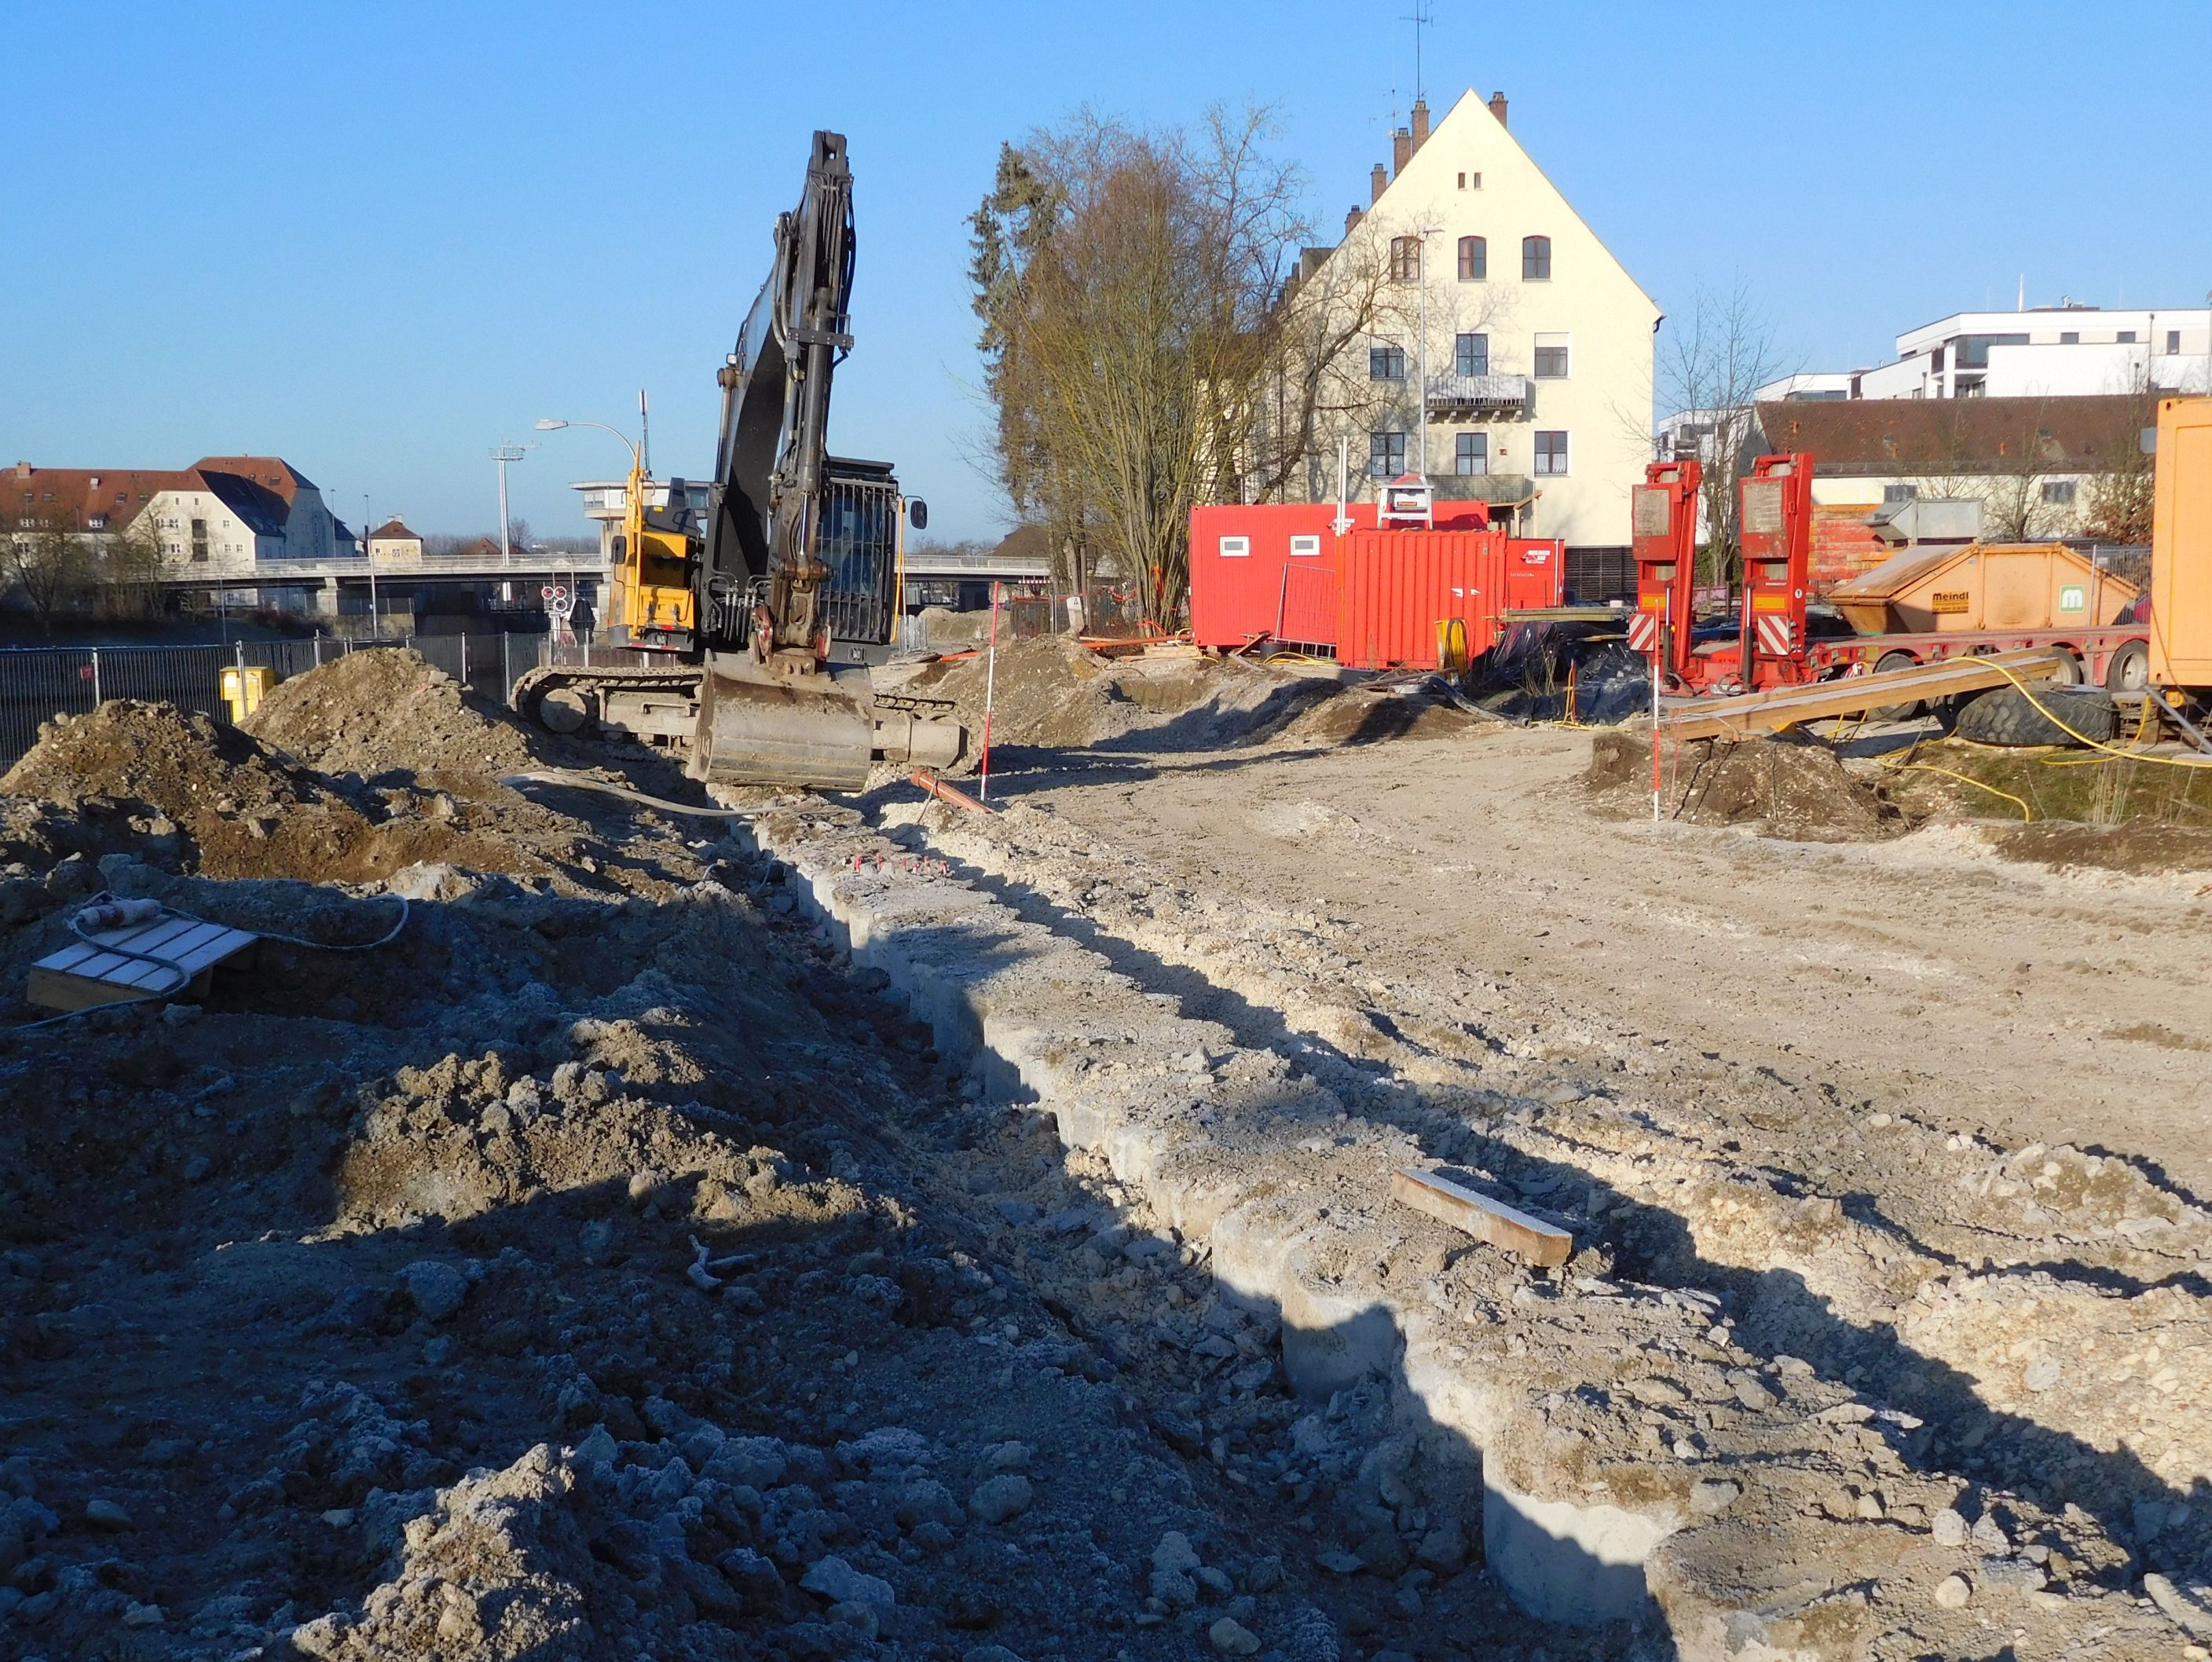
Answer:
0, 701, 427, 884
243, 648, 546, 788
914, 637, 1141, 750
1276, 686, 1478, 746
1586, 726, 1899, 841
0, 697, 603, 888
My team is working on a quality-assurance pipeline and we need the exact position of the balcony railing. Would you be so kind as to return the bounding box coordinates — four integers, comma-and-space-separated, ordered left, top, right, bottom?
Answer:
1426, 373, 1532, 417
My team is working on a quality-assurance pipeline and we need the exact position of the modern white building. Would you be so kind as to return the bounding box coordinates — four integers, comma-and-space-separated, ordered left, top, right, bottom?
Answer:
1840, 307, 2212, 401
1269, 87, 1658, 555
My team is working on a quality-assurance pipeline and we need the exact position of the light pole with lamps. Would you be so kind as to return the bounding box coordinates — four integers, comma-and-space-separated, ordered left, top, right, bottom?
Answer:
492, 443, 534, 566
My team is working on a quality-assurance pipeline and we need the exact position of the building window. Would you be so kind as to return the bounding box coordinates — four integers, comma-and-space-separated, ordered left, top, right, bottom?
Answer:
1456, 171, 1481, 190
1453, 332, 1489, 377
2060, 331, 2079, 345
1368, 430, 1408, 478
1368, 342, 1406, 381
2042, 480, 2078, 505
87, 514, 107, 529
1533, 430, 1569, 475
1533, 333, 1571, 379
2169, 330, 2184, 355
1456, 235, 1485, 280
1389, 236, 1421, 282
1455, 432, 1489, 476
1522, 235, 1551, 280
2117, 331, 2137, 343
1883, 483, 1918, 503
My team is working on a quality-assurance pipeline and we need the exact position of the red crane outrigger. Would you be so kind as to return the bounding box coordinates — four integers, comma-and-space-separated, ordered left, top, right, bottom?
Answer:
1632, 452, 1816, 695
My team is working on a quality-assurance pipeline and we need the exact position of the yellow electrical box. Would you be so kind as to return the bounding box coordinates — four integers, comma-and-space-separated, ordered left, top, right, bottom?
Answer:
221, 664, 273, 721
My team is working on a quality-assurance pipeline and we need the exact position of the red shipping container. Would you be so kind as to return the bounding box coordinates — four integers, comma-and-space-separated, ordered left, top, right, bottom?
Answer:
1188, 500, 1492, 651
1335, 530, 1562, 669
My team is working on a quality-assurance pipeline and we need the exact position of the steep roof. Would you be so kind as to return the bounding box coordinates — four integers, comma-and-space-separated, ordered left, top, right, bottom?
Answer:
196, 469, 291, 537
1755, 394, 2150, 476
368, 518, 420, 541
4, 464, 196, 529
192, 456, 313, 504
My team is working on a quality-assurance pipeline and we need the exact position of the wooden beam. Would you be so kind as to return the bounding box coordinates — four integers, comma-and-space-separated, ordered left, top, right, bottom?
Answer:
1390, 1167, 1574, 1268
1658, 648, 2061, 741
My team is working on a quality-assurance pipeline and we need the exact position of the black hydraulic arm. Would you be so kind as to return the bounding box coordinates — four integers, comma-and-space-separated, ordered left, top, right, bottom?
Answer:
700, 130, 857, 658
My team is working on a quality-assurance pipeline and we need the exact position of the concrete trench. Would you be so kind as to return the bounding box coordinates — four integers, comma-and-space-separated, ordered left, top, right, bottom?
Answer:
725, 800, 2171, 1660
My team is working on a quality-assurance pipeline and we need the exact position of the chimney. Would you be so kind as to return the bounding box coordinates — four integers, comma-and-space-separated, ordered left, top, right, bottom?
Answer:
1370, 162, 1389, 204
1410, 99, 1430, 149
1392, 126, 1413, 178
1488, 90, 1509, 127
13, 462, 28, 481
1345, 204, 1364, 236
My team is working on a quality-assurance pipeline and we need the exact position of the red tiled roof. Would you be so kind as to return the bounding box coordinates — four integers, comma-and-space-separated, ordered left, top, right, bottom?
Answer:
5, 464, 197, 530
192, 456, 312, 505
368, 518, 420, 541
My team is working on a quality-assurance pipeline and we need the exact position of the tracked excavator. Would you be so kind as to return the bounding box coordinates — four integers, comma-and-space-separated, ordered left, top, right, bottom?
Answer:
512, 131, 966, 791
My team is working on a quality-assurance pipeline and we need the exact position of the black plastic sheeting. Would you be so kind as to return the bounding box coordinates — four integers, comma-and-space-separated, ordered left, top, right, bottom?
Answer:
1471, 628, 1651, 726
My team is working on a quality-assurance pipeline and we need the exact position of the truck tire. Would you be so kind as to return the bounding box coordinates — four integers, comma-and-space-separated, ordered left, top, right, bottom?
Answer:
2048, 647, 2085, 686
1867, 650, 1924, 722
1953, 685, 2119, 748
2104, 639, 2149, 695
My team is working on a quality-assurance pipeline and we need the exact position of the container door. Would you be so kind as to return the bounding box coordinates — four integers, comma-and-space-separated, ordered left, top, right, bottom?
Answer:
2152, 398, 2212, 688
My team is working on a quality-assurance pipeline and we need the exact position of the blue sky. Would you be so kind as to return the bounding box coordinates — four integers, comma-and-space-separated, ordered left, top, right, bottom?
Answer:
4, 2, 2209, 544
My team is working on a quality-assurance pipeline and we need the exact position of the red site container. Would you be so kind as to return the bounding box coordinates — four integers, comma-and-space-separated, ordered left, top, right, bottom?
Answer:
1336, 530, 1562, 669
1188, 500, 1494, 653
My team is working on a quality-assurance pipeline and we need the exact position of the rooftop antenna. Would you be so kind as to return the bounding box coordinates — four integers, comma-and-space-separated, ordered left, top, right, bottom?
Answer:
1402, 0, 1433, 104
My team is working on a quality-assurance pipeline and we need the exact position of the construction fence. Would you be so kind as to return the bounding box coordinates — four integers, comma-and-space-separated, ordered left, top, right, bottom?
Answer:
0, 630, 566, 771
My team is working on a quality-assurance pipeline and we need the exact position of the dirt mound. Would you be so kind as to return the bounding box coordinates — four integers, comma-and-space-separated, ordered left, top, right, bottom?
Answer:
914, 636, 1137, 749
0, 700, 553, 884
244, 647, 546, 787
1277, 686, 1478, 745
1587, 727, 1899, 840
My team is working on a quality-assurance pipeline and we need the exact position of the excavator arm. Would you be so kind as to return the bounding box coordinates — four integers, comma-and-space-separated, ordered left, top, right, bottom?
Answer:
700, 130, 855, 657
686, 130, 965, 789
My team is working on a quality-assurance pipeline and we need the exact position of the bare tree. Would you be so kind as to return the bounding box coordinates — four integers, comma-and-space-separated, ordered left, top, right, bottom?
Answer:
2081, 394, 2159, 545
1648, 282, 1787, 584
96, 515, 165, 618
0, 513, 93, 635
969, 107, 1317, 622
1895, 400, 2075, 542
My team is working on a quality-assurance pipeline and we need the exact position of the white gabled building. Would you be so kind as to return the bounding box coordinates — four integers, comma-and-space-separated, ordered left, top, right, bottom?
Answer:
1274, 88, 1658, 559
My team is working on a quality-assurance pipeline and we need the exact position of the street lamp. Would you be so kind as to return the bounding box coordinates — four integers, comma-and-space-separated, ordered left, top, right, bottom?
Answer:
492, 443, 533, 566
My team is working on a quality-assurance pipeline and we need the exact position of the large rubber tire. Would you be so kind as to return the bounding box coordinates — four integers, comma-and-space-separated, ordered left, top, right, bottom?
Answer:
1866, 650, 1924, 723
1953, 685, 2120, 748
2104, 639, 2150, 696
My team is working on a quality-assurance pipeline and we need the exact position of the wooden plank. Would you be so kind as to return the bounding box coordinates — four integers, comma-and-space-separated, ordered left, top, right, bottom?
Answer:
1390, 1167, 1574, 1268
1659, 648, 2060, 741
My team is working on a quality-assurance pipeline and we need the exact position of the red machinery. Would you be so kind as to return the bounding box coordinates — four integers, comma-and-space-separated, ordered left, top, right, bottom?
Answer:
1632, 452, 1815, 694
1628, 458, 1701, 685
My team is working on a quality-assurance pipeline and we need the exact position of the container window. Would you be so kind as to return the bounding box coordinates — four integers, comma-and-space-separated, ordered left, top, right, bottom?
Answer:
1289, 535, 1321, 557
1218, 536, 1251, 558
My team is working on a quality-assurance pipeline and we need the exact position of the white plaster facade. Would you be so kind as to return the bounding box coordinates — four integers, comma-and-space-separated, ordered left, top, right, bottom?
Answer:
1282, 89, 1659, 550
1849, 308, 2212, 401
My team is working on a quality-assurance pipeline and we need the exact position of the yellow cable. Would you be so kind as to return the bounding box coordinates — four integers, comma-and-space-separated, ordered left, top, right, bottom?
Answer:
1977, 659, 2212, 769
1874, 752, 2035, 821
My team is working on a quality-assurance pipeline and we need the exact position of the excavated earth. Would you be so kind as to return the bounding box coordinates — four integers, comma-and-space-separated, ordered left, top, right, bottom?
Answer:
0, 644, 2207, 1662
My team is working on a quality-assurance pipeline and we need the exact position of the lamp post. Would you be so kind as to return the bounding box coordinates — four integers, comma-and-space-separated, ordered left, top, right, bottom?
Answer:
362, 492, 379, 635
492, 444, 533, 566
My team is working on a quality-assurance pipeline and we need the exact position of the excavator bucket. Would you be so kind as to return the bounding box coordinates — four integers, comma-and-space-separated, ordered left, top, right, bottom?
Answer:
694, 660, 874, 793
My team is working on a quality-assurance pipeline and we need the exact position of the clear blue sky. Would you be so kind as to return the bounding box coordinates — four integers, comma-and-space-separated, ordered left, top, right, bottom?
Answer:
4, 1, 2209, 544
